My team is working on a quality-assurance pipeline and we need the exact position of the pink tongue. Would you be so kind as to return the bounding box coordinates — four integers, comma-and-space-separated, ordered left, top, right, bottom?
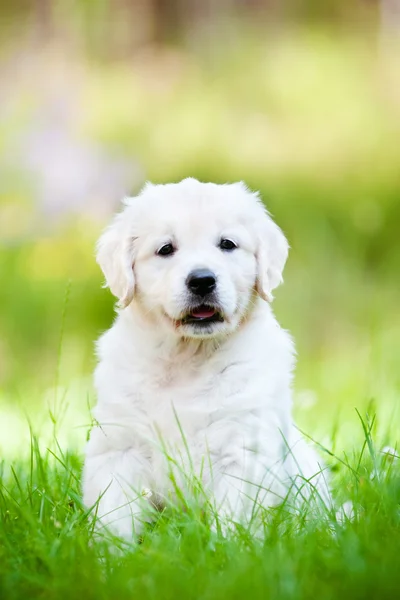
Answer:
191, 307, 216, 319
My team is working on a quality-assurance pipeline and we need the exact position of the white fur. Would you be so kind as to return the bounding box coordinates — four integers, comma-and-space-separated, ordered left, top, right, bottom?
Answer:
83, 178, 331, 540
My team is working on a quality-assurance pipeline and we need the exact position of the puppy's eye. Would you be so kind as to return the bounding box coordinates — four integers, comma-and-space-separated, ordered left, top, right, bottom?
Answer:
156, 243, 175, 257
219, 238, 237, 251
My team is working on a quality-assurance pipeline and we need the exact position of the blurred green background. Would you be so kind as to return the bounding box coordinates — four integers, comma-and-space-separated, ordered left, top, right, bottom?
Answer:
0, 0, 399, 456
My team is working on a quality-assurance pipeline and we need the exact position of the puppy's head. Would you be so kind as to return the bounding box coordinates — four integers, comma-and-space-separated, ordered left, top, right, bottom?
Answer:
97, 178, 288, 339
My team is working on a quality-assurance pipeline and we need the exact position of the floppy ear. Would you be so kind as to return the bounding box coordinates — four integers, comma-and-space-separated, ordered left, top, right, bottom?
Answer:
255, 210, 289, 303
96, 209, 136, 309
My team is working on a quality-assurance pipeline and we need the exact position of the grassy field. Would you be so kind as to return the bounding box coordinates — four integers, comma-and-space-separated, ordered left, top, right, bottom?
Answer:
1, 25, 400, 599
0, 425, 399, 600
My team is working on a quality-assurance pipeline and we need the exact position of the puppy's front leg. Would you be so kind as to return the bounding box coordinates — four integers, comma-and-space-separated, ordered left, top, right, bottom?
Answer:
210, 447, 287, 532
83, 431, 153, 541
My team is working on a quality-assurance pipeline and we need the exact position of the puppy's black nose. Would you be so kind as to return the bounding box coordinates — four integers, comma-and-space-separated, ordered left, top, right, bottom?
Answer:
186, 269, 216, 297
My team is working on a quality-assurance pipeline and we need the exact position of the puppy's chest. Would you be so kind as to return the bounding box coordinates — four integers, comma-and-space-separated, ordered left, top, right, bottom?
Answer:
141, 371, 214, 436
136, 359, 247, 440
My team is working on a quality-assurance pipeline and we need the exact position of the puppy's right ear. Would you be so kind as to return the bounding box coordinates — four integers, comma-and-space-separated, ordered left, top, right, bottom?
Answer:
96, 210, 136, 308
255, 212, 289, 303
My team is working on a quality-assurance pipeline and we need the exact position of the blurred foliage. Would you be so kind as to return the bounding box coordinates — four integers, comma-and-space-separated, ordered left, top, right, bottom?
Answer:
0, 1, 380, 54
0, 13, 399, 449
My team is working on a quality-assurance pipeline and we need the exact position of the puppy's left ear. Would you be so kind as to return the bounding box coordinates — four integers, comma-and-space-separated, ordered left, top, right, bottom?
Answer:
255, 210, 289, 303
96, 209, 136, 309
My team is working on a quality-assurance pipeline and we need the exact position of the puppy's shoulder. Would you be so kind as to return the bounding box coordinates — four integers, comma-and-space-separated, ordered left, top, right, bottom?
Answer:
244, 300, 294, 356
95, 312, 140, 361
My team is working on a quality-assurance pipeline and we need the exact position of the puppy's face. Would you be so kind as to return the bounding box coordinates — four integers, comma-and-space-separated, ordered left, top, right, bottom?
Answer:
133, 199, 257, 338
97, 179, 288, 339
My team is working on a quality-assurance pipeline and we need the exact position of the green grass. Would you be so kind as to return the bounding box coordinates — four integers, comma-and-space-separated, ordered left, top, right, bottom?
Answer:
0, 415, 399, 600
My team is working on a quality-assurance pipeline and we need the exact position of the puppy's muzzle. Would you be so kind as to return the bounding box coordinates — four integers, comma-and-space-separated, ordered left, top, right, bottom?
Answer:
186, 269, 217, 298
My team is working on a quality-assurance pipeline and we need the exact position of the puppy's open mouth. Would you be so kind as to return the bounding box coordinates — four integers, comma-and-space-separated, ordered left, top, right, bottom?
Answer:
179, 305, 224, 326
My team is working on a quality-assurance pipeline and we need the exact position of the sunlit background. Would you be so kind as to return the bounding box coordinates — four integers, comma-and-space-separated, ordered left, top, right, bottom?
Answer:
0, 0, 399, 457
